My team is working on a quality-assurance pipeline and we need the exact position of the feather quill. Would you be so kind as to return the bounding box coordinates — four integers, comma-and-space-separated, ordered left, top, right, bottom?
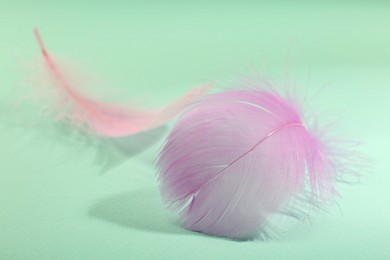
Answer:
33, 29, 209, 137
157, 85, 341, 239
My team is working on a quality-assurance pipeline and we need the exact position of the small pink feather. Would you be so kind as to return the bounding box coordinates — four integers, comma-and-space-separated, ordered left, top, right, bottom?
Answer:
33, 29, 210, 137
157, 85, 341, 239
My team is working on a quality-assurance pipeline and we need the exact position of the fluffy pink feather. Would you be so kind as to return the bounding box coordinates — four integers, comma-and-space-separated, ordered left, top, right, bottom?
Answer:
33, 29, 210, 137
157, 86, 339, 239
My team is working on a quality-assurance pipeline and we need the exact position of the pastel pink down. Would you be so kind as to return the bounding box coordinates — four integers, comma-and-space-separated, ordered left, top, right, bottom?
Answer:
157, 89, 336, 239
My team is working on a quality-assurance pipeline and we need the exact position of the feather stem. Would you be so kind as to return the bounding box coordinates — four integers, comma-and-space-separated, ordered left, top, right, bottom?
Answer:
33, 28, 102, 118
176, 122, 304, 202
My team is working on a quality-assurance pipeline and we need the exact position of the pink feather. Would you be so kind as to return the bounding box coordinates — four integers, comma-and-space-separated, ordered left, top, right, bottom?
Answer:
30, 29, 359, 239
33, 29, 210, 137
157, 85, 340, 239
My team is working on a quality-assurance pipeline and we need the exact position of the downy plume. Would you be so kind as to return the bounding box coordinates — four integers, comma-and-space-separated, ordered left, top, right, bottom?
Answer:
157, 85, 355, 239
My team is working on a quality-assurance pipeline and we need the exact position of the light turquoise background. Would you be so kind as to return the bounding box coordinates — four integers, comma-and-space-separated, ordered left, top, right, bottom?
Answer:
1, 1, 389, 259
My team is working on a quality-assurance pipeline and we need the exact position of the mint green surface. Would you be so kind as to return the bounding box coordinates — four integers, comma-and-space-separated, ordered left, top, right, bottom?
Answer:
1, 1, 389, 259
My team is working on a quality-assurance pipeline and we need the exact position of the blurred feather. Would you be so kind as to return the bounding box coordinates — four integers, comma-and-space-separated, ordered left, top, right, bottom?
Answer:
33, 28, 210, 137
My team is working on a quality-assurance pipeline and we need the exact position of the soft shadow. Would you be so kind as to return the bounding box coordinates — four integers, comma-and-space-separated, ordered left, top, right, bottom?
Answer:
4, 110, 168, 174
93, 126, 167, 174
88, 188, 190, 235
